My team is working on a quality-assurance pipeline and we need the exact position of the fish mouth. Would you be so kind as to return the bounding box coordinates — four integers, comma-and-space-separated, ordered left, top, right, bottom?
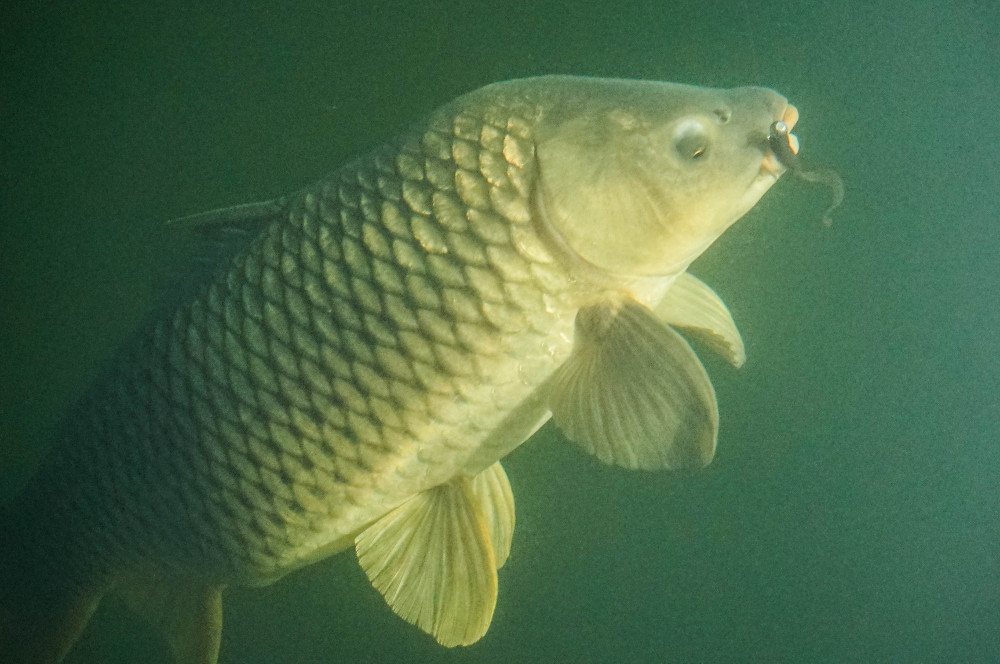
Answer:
761, 103, 800, 178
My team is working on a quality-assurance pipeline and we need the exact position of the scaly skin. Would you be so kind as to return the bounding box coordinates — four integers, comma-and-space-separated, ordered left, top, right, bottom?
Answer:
1, 77, 794, 663
4, 83, 585, 600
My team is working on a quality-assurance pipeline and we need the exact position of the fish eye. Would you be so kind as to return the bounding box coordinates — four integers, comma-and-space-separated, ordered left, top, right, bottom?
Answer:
673, 120, 709, 161
714, 108, 731, 124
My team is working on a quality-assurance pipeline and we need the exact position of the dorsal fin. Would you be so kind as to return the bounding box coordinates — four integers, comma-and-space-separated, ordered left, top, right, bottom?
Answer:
166, 198, 288, 241
155, 197, 290, 303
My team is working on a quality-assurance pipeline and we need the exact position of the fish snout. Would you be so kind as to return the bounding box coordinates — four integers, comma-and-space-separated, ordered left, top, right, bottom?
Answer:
780, 103, 799, 133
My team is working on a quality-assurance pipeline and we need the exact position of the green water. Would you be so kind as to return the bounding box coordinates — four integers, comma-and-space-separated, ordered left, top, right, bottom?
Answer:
2, 1, 997, 662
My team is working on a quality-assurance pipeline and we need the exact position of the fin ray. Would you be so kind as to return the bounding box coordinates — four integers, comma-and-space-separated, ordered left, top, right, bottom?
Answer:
355, 478, 497, 647
469, 462, 515, 569
549, 300, 719, 470
655, 272, 746, 368
167, 199, 287, 240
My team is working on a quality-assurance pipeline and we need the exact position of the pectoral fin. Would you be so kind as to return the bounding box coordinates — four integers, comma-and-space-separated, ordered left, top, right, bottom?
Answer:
549, 299, 718, 470
654, 272, 746, 368
355, 464, 513, 647
117, 577, 224, 664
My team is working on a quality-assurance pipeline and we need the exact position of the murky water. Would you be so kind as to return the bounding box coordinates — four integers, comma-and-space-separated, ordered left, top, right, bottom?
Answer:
2, 1, 997, 662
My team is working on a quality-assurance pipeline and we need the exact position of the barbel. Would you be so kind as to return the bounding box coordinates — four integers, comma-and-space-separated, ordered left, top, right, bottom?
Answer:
768, 120, 844, 227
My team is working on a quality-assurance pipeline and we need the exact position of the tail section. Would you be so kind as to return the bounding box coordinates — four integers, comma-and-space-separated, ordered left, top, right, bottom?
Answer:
0, 558, 100, 663
0, 567, 226, 664
118, 576, 224, 664
0, 485, 225, 663
0, 494, 101, 663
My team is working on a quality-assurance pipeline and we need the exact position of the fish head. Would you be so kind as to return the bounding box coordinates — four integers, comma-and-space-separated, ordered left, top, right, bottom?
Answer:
530, 77, 797, 277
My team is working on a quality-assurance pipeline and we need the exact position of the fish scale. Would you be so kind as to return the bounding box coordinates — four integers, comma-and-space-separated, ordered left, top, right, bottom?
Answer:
6, 91, 578, 596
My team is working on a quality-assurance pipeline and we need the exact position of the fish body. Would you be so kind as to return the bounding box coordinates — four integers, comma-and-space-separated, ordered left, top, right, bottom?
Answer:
0, 76, 796, 662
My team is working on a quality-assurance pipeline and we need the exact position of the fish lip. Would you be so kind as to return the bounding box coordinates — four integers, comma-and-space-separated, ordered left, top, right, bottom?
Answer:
760, 102, 799, 178
780, 103, 799, 132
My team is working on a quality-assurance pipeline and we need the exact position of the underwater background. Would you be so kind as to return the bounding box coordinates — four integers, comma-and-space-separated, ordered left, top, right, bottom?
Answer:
1, 0, 997, 662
